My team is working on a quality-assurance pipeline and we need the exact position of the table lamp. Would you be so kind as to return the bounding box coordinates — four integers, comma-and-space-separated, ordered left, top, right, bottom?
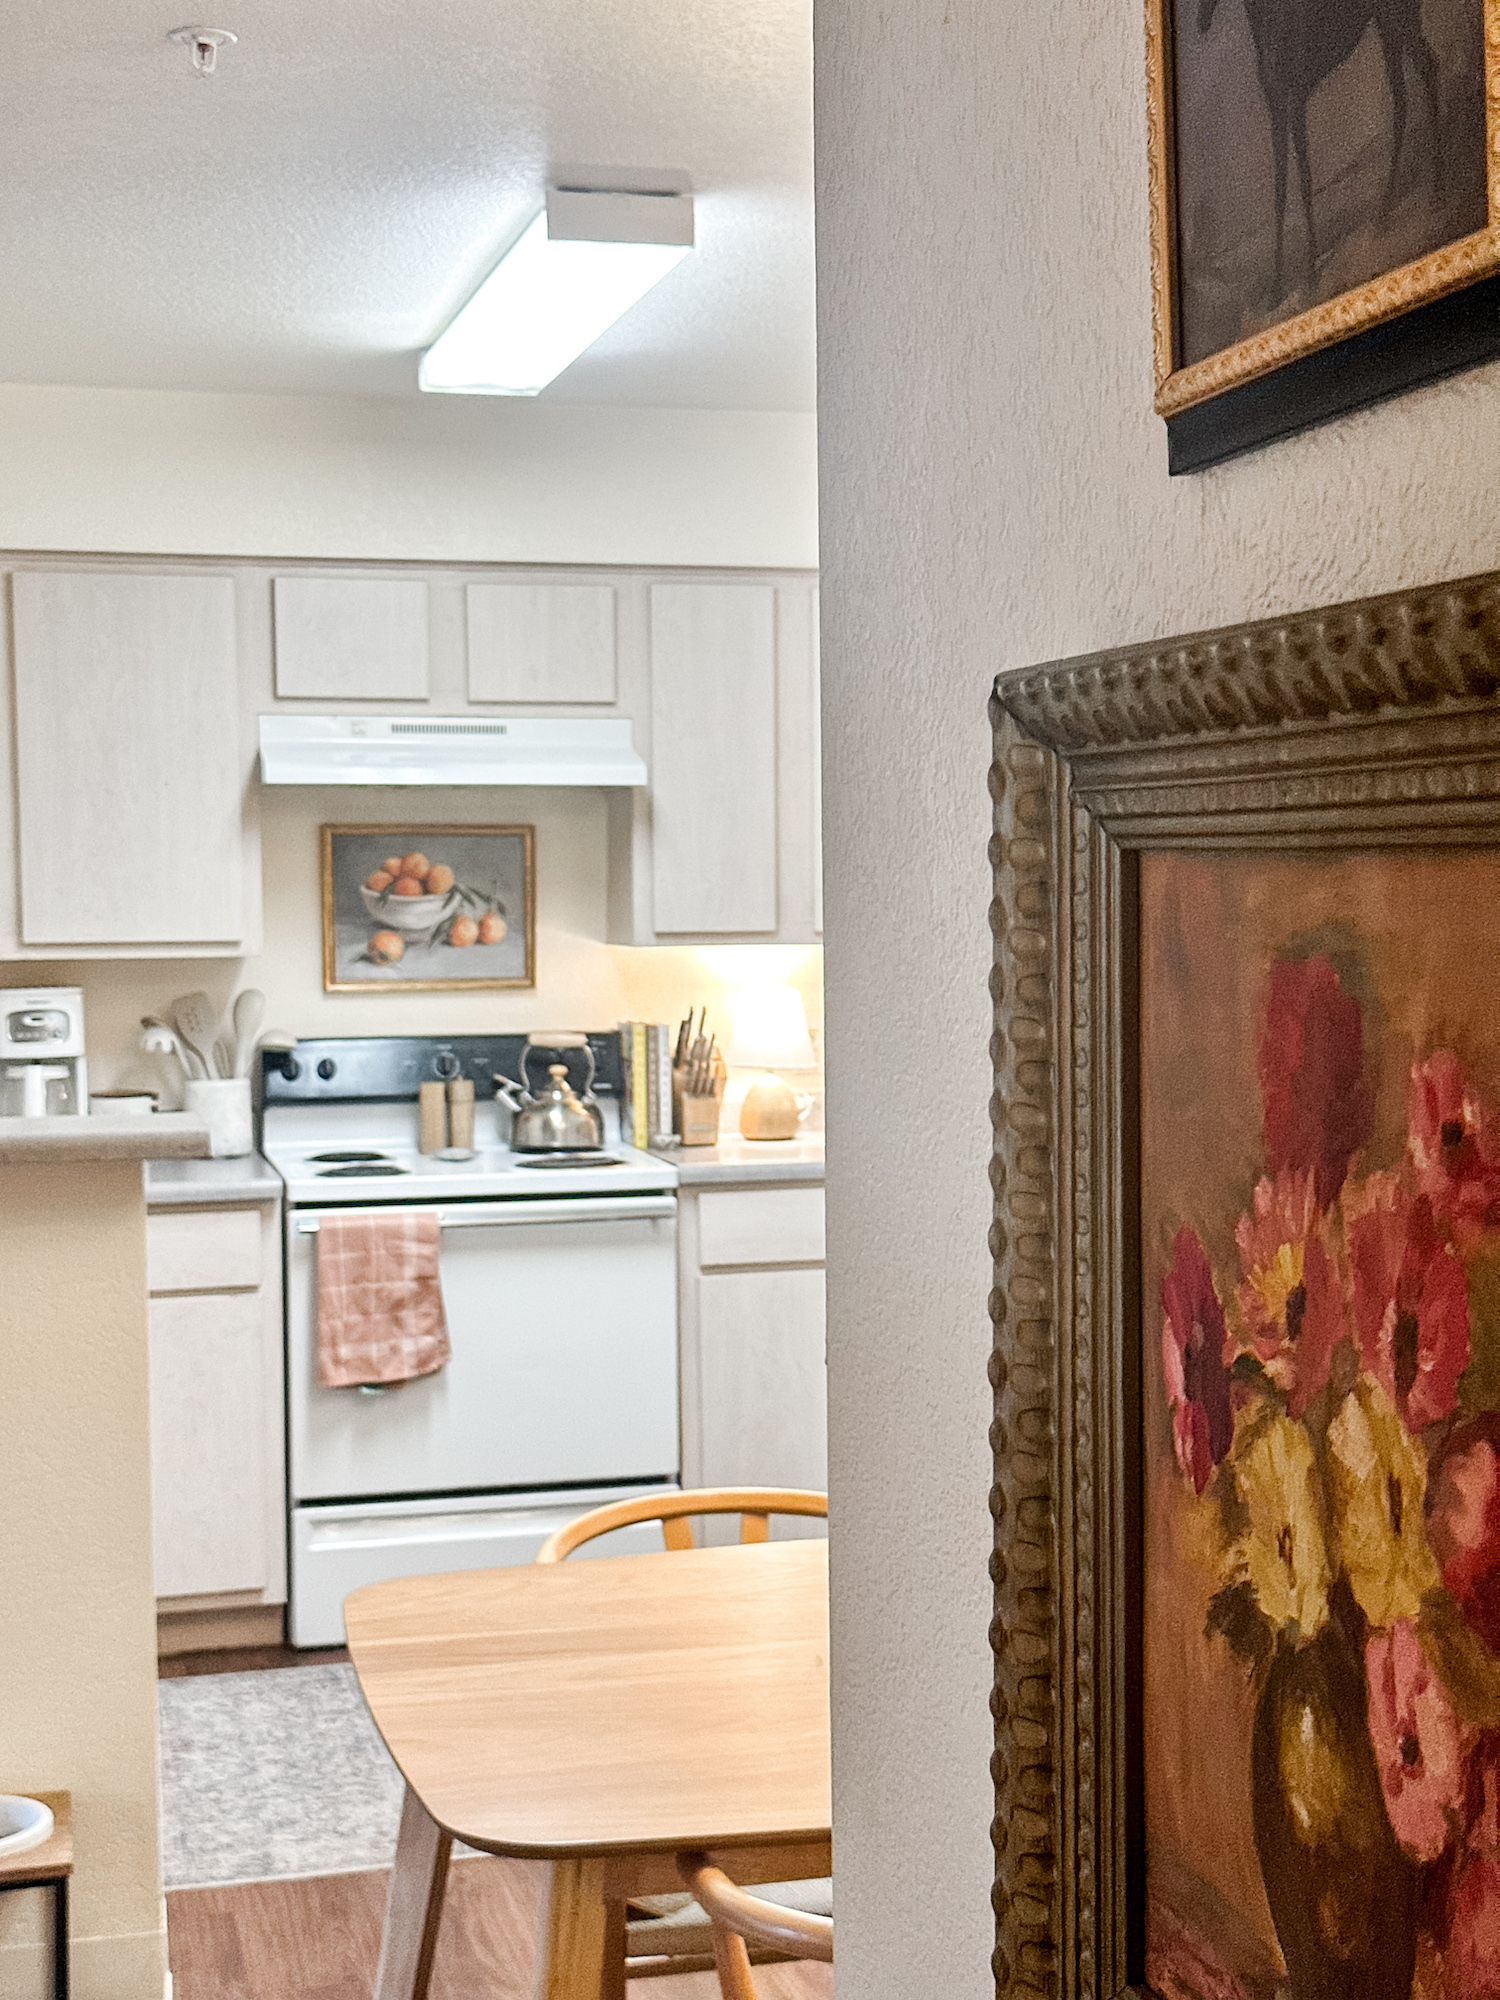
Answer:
727, 984, 817, 1140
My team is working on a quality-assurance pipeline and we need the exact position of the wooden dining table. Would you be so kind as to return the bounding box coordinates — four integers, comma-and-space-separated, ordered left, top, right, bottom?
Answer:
344, 1536, 831, 2000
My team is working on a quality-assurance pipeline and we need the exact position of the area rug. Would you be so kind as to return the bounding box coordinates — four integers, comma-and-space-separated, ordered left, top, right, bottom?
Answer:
158, 1663, 426, 1889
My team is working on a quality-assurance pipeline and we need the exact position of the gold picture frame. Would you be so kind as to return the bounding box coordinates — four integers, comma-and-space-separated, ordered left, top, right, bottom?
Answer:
1147, 0, 1500, 467
320, 823, 536, 993
988, 567, 1500, 1999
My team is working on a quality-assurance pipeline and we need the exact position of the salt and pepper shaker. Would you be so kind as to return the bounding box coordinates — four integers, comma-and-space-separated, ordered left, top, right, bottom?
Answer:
419, 1080, 448, 1154
447, 1076, 475, 1151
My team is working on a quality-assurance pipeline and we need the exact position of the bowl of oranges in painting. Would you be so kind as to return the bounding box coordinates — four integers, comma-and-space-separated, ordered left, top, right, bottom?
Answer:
359, 850, 508, 964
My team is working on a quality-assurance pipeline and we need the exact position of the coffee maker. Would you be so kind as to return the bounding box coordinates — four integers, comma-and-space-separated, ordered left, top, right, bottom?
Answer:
0, 988, 87, 1117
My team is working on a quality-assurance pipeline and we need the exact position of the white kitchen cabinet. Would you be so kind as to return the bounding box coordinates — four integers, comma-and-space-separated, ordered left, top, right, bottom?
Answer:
649, 583, 779, 934
5, 568, 258, 954
698, 1269, 828, 1494
149, 1292, 266, 1597
606, 575, 822, 944
0, 551, 818, 958
679, 1179, 828, 1518
810, 585, 823, 936
273, 575, 430, 701
147, 1203, 285, 1614
466, 581, 618, 704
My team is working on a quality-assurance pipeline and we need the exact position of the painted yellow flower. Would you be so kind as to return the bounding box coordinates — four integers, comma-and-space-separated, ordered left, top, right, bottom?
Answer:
1248, 1239, 1306, 1327
1223, 1411, 1330, 1640
1326, 1374, 1439, 1630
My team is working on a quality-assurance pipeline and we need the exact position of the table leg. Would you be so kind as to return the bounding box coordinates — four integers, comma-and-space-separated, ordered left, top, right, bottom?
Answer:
374, 1785, 452, 2000
53, 1876, 69, 2000
541, 1856, 609, 2000
598, 1895, 627, 2000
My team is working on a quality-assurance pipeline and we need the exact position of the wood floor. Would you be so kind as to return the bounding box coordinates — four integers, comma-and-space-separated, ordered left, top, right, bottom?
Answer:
166, 1860, 833, 1999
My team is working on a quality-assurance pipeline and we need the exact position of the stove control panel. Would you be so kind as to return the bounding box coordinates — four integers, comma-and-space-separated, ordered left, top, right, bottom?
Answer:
261, 1034, 624, 1105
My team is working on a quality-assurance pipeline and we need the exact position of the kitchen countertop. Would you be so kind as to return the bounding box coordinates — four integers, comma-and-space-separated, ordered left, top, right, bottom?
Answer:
0, 1112, 209, 1163
146, 1151, 283, 1207
654, 1133, 825, 1186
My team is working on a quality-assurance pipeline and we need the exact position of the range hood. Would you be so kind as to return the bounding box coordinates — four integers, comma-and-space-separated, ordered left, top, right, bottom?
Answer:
259, 714, 647, 787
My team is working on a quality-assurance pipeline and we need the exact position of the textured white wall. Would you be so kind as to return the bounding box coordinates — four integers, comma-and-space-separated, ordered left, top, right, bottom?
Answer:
813, 3, 1500, 1997
0, 383, 818, 569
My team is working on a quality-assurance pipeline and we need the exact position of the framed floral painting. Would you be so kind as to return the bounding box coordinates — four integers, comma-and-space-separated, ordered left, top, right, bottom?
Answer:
989, 568, 1500, 2000
1144, 852, 1500, 2000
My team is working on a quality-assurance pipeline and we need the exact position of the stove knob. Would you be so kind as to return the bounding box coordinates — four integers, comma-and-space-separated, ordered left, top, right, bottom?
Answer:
280, 1055, 301, 1081
317, 1058, 337, 1081
434, 1050, 460, 1080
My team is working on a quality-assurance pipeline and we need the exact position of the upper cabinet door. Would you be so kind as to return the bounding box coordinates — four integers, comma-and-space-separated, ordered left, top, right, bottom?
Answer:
648, 583, 778, 936
273, 576, 430, 700
12, 570, 244, 947
466, 582, 618, 704
810, 586, 823, 936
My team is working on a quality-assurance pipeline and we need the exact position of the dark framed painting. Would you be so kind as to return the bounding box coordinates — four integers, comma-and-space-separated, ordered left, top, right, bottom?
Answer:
1147, 0, 1500, 471
989, 569, 1500, 1999
321, 823, 535, 992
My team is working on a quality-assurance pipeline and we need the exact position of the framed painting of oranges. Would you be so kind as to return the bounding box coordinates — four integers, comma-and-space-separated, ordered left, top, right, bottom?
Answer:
320, 823, 535, 992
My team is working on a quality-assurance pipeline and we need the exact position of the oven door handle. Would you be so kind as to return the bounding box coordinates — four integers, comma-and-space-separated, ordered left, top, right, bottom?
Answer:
295, 1195, 675, 1234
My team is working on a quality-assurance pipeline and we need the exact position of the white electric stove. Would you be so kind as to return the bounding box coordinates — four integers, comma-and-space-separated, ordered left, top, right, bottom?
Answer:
261, 1034, 681, 1646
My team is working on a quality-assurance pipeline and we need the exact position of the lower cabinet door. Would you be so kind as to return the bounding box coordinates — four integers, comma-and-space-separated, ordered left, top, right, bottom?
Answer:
149, 1291, 266, 1598
698, 1267, 828, 1498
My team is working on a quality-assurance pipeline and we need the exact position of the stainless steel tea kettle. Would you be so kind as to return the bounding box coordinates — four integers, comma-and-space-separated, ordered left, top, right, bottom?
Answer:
493, 1034, 605, 1152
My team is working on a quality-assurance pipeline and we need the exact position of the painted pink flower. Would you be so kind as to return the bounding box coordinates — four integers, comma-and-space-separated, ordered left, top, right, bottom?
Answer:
1161, 1225, 1233, 1496
1366, 1619, 1465, 1862
1258, 954, 1375, 1212
1410, 1051, 1500, 1251
1348, 1172, 1470, 1432
1235, 1172, 1345, 1419
1427, 1418, 1500, 1655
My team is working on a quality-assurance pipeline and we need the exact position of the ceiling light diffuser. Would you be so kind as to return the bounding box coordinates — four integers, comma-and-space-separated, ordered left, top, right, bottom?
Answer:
419, 187, 694, 397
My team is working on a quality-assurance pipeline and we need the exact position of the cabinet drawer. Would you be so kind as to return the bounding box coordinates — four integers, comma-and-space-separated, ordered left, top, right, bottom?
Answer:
697, 1187, 825, 1268
147, 1209, 261, 1293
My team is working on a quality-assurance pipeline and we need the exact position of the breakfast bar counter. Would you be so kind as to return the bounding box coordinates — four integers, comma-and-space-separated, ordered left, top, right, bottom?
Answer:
1, 1114, 208, 1996
0, 1112, 208, 1163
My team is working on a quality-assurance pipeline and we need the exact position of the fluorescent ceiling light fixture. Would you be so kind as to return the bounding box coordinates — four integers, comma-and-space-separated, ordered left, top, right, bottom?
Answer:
420, 187, 694, 396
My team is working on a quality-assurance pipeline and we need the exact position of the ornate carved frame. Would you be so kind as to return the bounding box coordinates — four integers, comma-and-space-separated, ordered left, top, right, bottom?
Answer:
1146, 0, 1500, 470
987, 568, 1500, 1998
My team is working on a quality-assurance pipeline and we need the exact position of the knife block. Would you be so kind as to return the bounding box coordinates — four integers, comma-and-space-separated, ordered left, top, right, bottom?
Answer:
675, 1067, 724, 1147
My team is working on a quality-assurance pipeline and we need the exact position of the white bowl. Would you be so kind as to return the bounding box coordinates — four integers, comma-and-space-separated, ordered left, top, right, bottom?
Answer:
359, 885, 456, 938
0, 1795, 53, 1858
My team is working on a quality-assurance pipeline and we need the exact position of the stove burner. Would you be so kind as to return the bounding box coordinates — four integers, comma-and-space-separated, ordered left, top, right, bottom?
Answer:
316, 1163, 408, 1178
514, 1153, 623, 1169
310, 1151, 391, 1163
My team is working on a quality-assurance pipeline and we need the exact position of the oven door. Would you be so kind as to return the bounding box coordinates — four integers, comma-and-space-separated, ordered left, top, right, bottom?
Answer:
287, 1194, 679, 1501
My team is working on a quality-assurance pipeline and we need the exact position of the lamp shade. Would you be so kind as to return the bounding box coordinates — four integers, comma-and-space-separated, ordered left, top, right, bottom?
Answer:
726, 984, 816, 1072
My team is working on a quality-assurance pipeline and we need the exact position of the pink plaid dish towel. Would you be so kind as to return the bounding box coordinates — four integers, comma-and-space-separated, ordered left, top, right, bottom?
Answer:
316, 1212, 451, 1388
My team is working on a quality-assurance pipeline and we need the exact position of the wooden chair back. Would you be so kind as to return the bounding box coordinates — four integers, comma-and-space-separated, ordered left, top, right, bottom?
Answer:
676, 1850, 833, 1999
535, 1487, 827, 1563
